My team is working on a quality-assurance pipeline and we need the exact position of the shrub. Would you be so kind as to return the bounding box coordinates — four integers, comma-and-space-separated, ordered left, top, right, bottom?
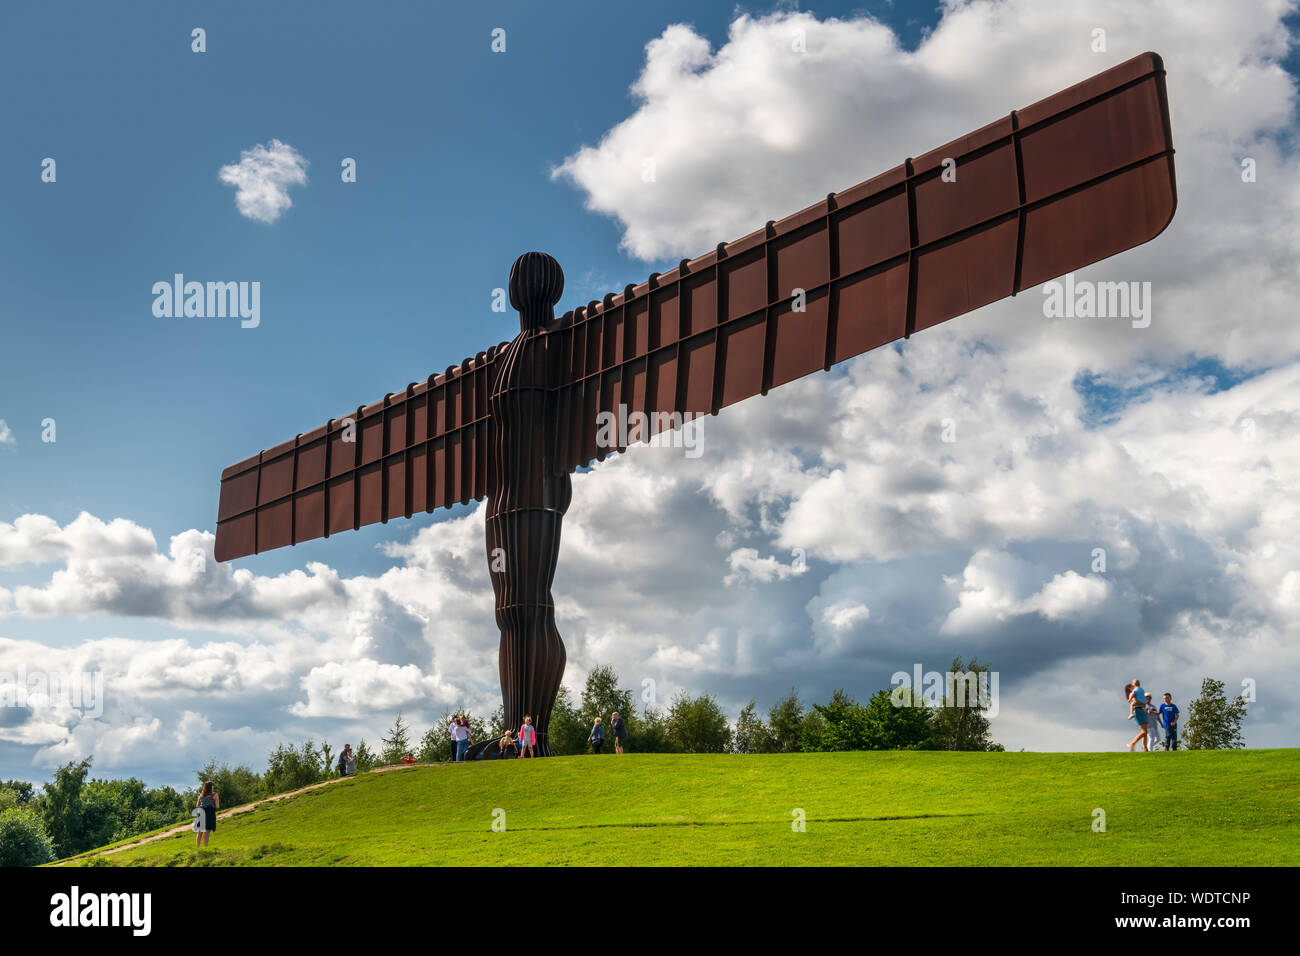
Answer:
0, 808, 57, 866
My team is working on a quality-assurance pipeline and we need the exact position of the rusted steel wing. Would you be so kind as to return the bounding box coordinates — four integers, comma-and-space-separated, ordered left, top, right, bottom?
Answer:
550, 51, 1176, 469
214, 346, 509, 562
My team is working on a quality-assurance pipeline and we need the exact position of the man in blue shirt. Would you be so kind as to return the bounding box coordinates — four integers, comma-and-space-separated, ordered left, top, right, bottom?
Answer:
1158, 693, 1180, 750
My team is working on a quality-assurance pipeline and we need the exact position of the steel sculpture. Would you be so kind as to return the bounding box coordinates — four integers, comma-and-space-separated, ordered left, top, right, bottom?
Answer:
215, 53, 1177, 754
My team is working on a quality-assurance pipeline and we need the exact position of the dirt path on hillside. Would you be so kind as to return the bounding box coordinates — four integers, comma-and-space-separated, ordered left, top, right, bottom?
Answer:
58, 762, 440, 863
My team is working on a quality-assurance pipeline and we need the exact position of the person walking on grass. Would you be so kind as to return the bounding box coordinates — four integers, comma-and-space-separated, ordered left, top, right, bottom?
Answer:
1158, 692, 1180, 750
195, 781, 219, 849
449, 716, 470, 762
588, 716, 606, 755
518, 716, 537, 758
338, 744, 354, 777
1145, 697, 1162, 751
611, 711, 627, 755
458, 717, 473, 762
1125, 683, 1149, 751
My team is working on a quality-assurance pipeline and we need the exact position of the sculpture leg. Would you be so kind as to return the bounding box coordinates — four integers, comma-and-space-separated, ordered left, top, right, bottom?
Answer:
486, 481, 570, 756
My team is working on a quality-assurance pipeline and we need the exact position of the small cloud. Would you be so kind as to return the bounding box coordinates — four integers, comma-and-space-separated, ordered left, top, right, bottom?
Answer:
821, 600, 870, 632
219, 139, 308, 223
0, 419, 14, 446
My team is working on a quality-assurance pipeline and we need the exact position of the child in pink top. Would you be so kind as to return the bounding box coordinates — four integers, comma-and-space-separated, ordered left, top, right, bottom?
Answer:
518, 716, 537, 758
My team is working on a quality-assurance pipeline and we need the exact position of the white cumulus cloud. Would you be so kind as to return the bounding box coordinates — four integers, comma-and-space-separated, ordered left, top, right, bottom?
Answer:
219, 139, 308, 223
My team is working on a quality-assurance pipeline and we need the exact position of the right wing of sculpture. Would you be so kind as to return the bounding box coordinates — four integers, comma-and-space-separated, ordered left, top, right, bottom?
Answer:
550, 51, 1176, 471
214, 344, 510, 562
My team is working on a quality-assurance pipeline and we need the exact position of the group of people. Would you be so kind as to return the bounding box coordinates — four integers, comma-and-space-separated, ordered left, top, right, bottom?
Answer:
1124, 678, 1180, 751
488, 710, 629, 758
336, 743, 358, 776
587, 712, 627, 754
329, 709, 633, 772
493, 715, 538, 758
449, 715, 474, 761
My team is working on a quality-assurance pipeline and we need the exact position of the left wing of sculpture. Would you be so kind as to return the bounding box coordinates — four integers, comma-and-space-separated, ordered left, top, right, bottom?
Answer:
214, 345, 509, 562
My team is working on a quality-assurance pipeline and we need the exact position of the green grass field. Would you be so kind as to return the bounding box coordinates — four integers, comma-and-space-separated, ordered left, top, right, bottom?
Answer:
61, 750, 1300, 866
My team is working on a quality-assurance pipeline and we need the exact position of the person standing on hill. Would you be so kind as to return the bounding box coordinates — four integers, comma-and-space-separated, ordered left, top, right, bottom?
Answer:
588, 716, 606, 755
338, 744, 353, 777
518, 715, 537, 758
1158, 692, 1180, 750
610, 712, 627, 755
195, 781, 219, 849
451, 717, 472, 762
1145, 697, 1162, 751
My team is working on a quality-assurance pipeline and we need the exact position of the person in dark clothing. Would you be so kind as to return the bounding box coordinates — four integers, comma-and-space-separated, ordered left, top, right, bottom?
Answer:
610, 711, 628, 755
588, 717, 606, 754
195, 781, 219, 848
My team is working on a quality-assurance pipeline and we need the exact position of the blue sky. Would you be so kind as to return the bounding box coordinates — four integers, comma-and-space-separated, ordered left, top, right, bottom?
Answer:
3, 0, 1298, 785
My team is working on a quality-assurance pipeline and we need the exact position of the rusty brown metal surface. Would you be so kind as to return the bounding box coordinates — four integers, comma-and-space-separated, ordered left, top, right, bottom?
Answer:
214, 343, 509, 562
549, 51, 1176, 469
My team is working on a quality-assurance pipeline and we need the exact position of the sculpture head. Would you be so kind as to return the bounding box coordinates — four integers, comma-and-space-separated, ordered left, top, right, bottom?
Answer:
509, 251, 564, 331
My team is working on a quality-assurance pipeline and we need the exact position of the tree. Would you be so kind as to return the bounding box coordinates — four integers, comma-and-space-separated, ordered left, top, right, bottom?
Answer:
192, 761, 262, 809
801, 689, 861, 752
262, 741, 326, 795
0, 808, 56, 866
83, 778, 148, 847
0, 780, 35, 805
1185, 677, 1248, 750
801, 688, 933, 752
548, 687, 591, 756
127, 786, 189, 837
38, 758, 91, 858
767, 690, 805, 753
378, 714, 413, 766
859, 688, 934, 750
354, 739, 377, 771
930, 656, 999, 751
320, 742, 335, 776
634, 706, 671, 753
665, 692, 732, 753
581, 664, 635, 728
732, 700, 774, 754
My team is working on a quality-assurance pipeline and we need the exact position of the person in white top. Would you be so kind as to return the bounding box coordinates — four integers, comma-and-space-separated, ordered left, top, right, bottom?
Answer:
1145, 699, 1162, 751
448, 716, 473, 761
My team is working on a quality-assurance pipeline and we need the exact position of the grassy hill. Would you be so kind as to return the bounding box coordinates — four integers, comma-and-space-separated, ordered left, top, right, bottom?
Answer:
61, 750, 1300, 866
